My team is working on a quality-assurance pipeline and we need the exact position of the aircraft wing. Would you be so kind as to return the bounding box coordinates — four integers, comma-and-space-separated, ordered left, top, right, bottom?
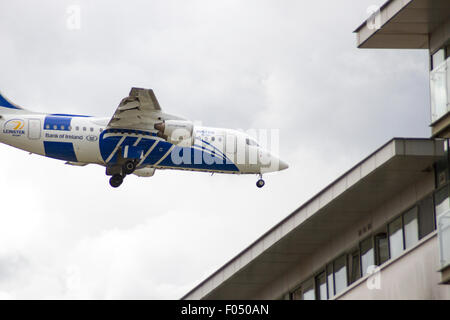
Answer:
107, 87, 184, 130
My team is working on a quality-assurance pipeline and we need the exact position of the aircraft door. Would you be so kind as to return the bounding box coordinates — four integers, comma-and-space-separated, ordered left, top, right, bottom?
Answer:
28, 119, 41, 140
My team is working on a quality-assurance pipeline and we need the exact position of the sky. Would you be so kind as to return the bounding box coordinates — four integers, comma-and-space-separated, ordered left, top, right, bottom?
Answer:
0, 0, 431, 299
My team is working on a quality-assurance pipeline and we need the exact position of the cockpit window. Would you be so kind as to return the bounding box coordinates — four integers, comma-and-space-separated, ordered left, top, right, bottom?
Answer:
246, 138, 259, 147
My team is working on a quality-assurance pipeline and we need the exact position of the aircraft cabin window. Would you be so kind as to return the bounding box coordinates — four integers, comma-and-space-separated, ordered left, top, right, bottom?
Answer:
90, 127, 94, 132
211, 137, 215, 142
53, 125, 57, 130
46, 124, 50, 129
83, 127, 86, 131
61, 125, 65, 130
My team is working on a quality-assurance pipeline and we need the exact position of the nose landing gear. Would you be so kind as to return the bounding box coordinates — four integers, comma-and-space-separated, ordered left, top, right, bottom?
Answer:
256, 174, 265, 188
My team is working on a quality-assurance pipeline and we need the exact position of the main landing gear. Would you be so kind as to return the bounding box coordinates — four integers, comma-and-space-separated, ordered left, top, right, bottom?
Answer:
107, 159, 138, 188
256, 174, 265, 188
109, 174, 124, 188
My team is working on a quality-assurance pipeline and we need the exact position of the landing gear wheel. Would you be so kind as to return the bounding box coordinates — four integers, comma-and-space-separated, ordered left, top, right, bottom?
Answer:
109, 174, 123, 188
123, 160, 136, 175
256, 179, 265, 188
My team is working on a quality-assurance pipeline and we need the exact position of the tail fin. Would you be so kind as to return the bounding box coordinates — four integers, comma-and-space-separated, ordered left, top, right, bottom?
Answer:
0, 91, 25, 111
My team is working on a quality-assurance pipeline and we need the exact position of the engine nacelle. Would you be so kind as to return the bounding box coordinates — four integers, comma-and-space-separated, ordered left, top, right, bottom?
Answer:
154, 120, 194, 147
132, 167, 156, 177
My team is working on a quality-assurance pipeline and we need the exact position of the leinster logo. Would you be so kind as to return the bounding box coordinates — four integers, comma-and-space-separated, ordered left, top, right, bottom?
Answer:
3, 119, 25, 136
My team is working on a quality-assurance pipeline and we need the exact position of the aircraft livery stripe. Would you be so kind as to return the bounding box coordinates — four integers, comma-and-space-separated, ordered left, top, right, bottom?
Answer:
137, 140, 158, 167
133, 137, 142, 147
198, 138, 228, 160
193, 144, 227, 161
197, 139, 233, 164
44, 141, 77, 162
105, 136, 126, 163
154, 145, 175, 166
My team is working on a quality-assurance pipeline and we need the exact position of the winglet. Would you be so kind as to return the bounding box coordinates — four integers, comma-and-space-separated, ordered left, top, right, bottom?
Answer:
0, 91, 24, 110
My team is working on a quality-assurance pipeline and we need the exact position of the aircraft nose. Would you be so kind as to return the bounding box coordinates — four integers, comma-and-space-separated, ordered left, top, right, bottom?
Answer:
279, 159, 289, 171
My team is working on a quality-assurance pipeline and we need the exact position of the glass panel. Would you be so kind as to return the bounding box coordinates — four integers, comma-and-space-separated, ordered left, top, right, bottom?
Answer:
375, 231, 389, 265
348, 250, 361, 284
438, 209, 450, 268
291, 287, 302, 300
360, 237, 375, 276
404, 207, 419, 249
315, 272, 327, 300
435, 185, 449, 217
333, 255, 347, 295
326, 264, 334, 300
430, 59, 448, 122
302, 280, 315, 300
432, 49, 445, 69
419, 195, 435, 239
389, 217, 404, 259
435, 158, 449, 187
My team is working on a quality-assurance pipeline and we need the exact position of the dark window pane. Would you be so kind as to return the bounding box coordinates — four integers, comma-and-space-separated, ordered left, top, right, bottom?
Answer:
291, 287, 302, 300
404, 207, 419, 249
302, 280, 315, 300
375, 231, 389, 265
348, 250, 361, 284
333, 255, 347, 295
315, 272, 327, 300
435, 158, 449, 187
360, 237, 375, 276
326, 264, 334, 300
419, 195, 435, 239
435, 186, 449, 217
389, 217, 404, 259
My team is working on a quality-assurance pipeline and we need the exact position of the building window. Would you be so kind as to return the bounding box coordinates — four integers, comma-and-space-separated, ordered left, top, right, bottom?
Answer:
388, 216, 403, 259
430, 48, 449, 122
435, 185, 449, 218
403, 206, 419, 249
326, 264, 334, 300
348, 249, 361, 284
360, 237, 374, 276
291, 286, 302, 300
333, 255, 347, 295
315, 272, 327, 300
301, 279, 315, 300
375, 230, 389, 265
418, 194, 436, 239
432, 49, 445, 70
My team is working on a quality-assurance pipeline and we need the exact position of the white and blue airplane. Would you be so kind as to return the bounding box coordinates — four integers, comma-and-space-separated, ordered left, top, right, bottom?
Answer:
0, 88, 288, 188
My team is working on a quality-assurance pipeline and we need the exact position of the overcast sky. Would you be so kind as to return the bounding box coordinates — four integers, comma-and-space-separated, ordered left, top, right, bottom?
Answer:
0, 0, 431, 299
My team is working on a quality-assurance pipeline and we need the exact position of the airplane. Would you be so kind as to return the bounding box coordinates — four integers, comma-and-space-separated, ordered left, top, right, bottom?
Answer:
0, 88, 288, 188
